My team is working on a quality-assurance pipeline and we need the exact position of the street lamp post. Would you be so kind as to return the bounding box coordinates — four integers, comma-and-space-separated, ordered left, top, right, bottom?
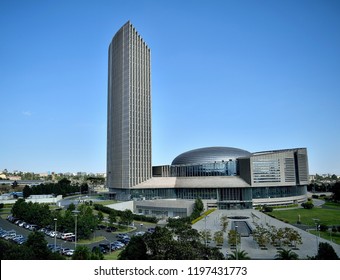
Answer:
312, 218, 320, 252
205, 216, 207, 246
73, 210, 80, 249
235, 225, 238, 260
54, 218, 57, 252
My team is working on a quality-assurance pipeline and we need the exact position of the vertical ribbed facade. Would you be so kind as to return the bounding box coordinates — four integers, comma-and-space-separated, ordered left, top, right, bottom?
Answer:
107, 21, 152, 195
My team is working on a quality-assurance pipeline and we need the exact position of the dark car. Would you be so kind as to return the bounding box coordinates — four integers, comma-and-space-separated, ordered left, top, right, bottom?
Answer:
65, 235, 76, 242
97, 224, 106, 230
117, 233, 129, 239
118, 236, 131, 244
99, 243, 110, 251
106, 226, 117, 232
92, 246, 107, 254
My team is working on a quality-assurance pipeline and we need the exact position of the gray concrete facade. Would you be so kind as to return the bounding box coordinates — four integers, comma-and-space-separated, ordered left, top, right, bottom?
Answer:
107, 21, 152, 195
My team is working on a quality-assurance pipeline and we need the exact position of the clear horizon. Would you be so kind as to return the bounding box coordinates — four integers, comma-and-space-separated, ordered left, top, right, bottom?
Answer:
1, 0, 339, 175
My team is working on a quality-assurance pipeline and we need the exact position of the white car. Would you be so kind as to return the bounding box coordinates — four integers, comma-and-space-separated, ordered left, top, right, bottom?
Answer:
65, 249, 75, 256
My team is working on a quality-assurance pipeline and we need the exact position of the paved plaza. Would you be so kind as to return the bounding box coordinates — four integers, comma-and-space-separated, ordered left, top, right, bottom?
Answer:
192, 209, 340, 259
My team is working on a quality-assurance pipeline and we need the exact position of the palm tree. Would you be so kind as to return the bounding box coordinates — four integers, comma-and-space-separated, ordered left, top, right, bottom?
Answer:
72, 245, 90, 260
275, 249, 299, 260
228, 250, 250, 260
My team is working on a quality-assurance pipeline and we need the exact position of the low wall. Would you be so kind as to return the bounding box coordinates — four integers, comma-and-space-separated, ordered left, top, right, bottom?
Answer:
0, 195, 63, 205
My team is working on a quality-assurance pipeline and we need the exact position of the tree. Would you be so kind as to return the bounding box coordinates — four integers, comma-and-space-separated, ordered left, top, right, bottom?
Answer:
142, 226, 175, 259
332, 182, 340, 202
282, 227, 302, 248
252, 224, 270, 247
227, 230, 240, 247
214, 230, 224, 246
191, 197, 204, 220
11, 198, 27, 219
200, 229, 212, 244
23, 185, 31, 198
77, 204, 98, 239
167, 218, 200, 242
119, 236, 148, 260
220, 215, 229, 232
119, 223, 225, 260
97, 211, 104, 225
275, 249, 299, 260
67, 203, 76, 212
311, 242, 339, 260
24, 232, 56, 260
72, 245, 91, 260
119, 209, 134, 226
108, 210, 117, 226
228, 250, 250, 260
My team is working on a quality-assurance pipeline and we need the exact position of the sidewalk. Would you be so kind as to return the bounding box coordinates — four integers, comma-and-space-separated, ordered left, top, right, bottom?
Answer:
192, 209, 340, 259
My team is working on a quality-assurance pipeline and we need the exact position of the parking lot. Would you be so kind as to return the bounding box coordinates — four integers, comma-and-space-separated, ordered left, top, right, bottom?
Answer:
0, 214, 155, 257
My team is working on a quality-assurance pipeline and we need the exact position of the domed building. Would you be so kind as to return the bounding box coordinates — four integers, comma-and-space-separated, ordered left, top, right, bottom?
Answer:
129, 146, 309, 217
172, 147, 251, 165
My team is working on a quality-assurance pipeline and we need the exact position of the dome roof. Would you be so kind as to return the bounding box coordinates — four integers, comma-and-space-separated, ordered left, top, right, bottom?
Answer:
171, 146, 251, 165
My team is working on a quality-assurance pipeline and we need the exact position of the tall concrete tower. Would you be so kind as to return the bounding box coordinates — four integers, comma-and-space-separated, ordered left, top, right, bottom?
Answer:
107, 21, 152, 199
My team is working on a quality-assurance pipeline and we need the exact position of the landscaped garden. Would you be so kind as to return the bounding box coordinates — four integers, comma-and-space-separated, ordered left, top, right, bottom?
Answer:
267, 201, 340, 244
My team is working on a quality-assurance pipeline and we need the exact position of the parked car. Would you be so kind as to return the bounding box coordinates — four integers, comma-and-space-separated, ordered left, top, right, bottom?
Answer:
118, 236, 130, 244
64, 235, 76, 242
92, 246, 107, 254
18, 221, 26, 227
106, 226, 118, 232
117, 233, 129, 239
111, 241, 125, 248
28, 224, 39, 231
65, 249, 75, 256
60, 248, 72, 255
147, 227, 156, 233
61, 232, 75, 240
99, 243, 111, 251
47, 244, 61, 253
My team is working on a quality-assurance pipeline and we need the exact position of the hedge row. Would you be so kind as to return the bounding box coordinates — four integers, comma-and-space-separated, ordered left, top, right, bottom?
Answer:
93, 204, 157, 223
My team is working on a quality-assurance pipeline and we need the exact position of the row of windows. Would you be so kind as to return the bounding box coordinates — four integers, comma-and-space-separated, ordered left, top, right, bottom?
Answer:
252, 159, 281, 183
130, 186, 307, 201
170, 161, 238, 177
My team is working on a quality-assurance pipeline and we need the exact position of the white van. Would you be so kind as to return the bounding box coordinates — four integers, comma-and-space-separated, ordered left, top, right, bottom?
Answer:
61, 233, 75, 240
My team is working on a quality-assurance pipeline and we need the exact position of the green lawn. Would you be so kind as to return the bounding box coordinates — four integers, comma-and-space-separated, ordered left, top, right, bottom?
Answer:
269, 203, 340, 227
268, 202, 340, 244
309, 230, 340, 245
104, 249, 122, 260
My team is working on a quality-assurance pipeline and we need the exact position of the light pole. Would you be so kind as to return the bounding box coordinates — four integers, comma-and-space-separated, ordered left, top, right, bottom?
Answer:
312, 218, 320, 252
54, 218, 57, 252
235, 225, 238, 260
204, 216, 207, 246
73, 210, 80, 249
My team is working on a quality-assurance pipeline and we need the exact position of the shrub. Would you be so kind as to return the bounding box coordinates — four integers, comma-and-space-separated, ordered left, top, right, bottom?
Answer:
301, 202, 314, 209
262, 205, 273, 212
319, 224, 328, 232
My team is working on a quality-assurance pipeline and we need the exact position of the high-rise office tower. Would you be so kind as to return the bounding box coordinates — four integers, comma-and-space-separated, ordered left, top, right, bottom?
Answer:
107, 21, 152, 198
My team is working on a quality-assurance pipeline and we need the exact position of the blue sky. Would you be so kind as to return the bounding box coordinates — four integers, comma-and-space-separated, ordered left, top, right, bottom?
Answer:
0, 0, 339, 175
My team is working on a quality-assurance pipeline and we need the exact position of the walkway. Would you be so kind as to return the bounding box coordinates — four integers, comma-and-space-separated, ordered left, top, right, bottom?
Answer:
192, 209, 340, 259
